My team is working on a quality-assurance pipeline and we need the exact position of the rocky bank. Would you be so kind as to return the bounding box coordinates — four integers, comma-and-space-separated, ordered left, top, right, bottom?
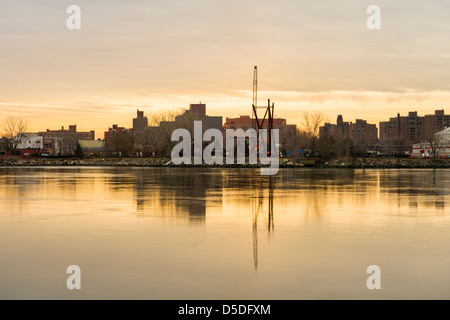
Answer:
0, 157, 449, 169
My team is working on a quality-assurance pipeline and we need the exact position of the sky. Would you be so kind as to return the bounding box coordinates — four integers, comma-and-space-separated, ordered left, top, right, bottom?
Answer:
1, 0, 450, 138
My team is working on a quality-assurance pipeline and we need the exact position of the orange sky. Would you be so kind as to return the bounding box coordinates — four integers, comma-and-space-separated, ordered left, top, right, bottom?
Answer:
1, 1, 450, 139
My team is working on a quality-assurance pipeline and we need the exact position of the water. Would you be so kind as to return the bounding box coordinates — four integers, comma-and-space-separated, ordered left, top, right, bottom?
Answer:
1, 167, 450, 299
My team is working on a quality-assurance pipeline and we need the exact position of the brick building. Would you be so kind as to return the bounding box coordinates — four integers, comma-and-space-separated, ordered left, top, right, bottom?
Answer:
379, 110, 450, 145
223, 115, 297, 151
223, 115, 291, 131
423, 109, 450, 136
38, 125, 95, 155
104, 124, 133, 143
159, 103, 222, 133
320, 115, 378, 145
177, 103, 222, 131
133, 110, 148, 135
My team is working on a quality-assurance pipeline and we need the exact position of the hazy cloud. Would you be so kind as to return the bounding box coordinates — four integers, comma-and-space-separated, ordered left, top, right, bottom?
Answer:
1, 0, 450, 132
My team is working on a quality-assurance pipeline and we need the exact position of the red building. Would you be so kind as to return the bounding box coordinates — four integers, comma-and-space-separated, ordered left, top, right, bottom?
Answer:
223, 115, 289, 131
223, 115, 297, 151
104, 124, 133, 143
8, 149, 40, 157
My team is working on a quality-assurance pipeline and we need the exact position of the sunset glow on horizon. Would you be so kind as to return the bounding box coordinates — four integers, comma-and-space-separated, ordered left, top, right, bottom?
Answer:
2, 0, 450, 138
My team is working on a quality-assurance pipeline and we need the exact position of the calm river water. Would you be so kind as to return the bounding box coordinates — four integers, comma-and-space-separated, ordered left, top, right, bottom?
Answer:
1, 167, 450, 299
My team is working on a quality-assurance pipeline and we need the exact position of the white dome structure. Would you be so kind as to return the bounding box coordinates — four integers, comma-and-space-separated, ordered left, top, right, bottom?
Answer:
412, 127, 450, 158
435, 127, 450, 144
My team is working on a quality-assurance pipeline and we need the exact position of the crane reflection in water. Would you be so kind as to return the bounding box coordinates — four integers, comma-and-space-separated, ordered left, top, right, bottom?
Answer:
251, 177, 274, 271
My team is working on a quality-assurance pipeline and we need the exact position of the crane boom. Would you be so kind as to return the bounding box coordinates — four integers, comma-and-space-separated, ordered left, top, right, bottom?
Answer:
252, 66, 259, 130
251, 66, 275, 156
252, 66, 257, 110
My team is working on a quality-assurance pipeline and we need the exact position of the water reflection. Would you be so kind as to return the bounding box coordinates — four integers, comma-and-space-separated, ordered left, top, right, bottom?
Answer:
379, 169, 447, 210
1, 168, 450, 217
2, 167, 450, 299
251, 177, 275, 271
104, 168, 224, 223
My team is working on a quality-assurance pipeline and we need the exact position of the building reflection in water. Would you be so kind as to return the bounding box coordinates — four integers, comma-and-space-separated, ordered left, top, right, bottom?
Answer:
105, 168, 225, 223
379, 169, 447, 212
2, 167, 450, 272
1, 167, 448, 220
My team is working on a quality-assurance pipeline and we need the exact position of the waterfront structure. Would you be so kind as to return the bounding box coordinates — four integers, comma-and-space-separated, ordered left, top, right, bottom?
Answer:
3, 133, 43, 157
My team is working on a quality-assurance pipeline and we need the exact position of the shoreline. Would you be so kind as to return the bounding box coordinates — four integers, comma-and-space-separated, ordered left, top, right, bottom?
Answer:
1, 157, 450, 169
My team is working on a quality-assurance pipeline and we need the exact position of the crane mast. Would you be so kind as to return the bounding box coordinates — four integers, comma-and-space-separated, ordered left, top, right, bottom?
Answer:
252, 66, 258, 130
251, 66, 275, 156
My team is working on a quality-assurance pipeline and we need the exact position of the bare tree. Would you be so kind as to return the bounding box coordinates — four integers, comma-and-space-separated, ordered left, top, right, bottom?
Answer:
279, 126, 308, 156
147, 110, 182, 157
148, 109, 200, 157
136, 126, 166, 157
57, 131, 78, 155
112, 133, 135, 157
422, 127, 446, 159
302, 111, 328, 156
149, 109, 184, 139
1, 117, 29, 149
335, 137, 354, 158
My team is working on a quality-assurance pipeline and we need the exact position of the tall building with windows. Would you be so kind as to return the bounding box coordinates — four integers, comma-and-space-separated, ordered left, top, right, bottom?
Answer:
133, 110, 148, 135
320, 115, 378, 144
378, 109, 450, 154
423, 109, 450, 136
171, 103, 222, 132
349, 119, 378, 144
379, 110, 450, 144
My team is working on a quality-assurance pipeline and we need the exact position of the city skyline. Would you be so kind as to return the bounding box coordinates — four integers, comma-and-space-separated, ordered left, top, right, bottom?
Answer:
2, 1, 450, 137
2, 104, 449, 140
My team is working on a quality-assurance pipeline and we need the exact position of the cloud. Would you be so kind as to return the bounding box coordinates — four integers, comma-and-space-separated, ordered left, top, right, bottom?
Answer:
2, 0, 450, 134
